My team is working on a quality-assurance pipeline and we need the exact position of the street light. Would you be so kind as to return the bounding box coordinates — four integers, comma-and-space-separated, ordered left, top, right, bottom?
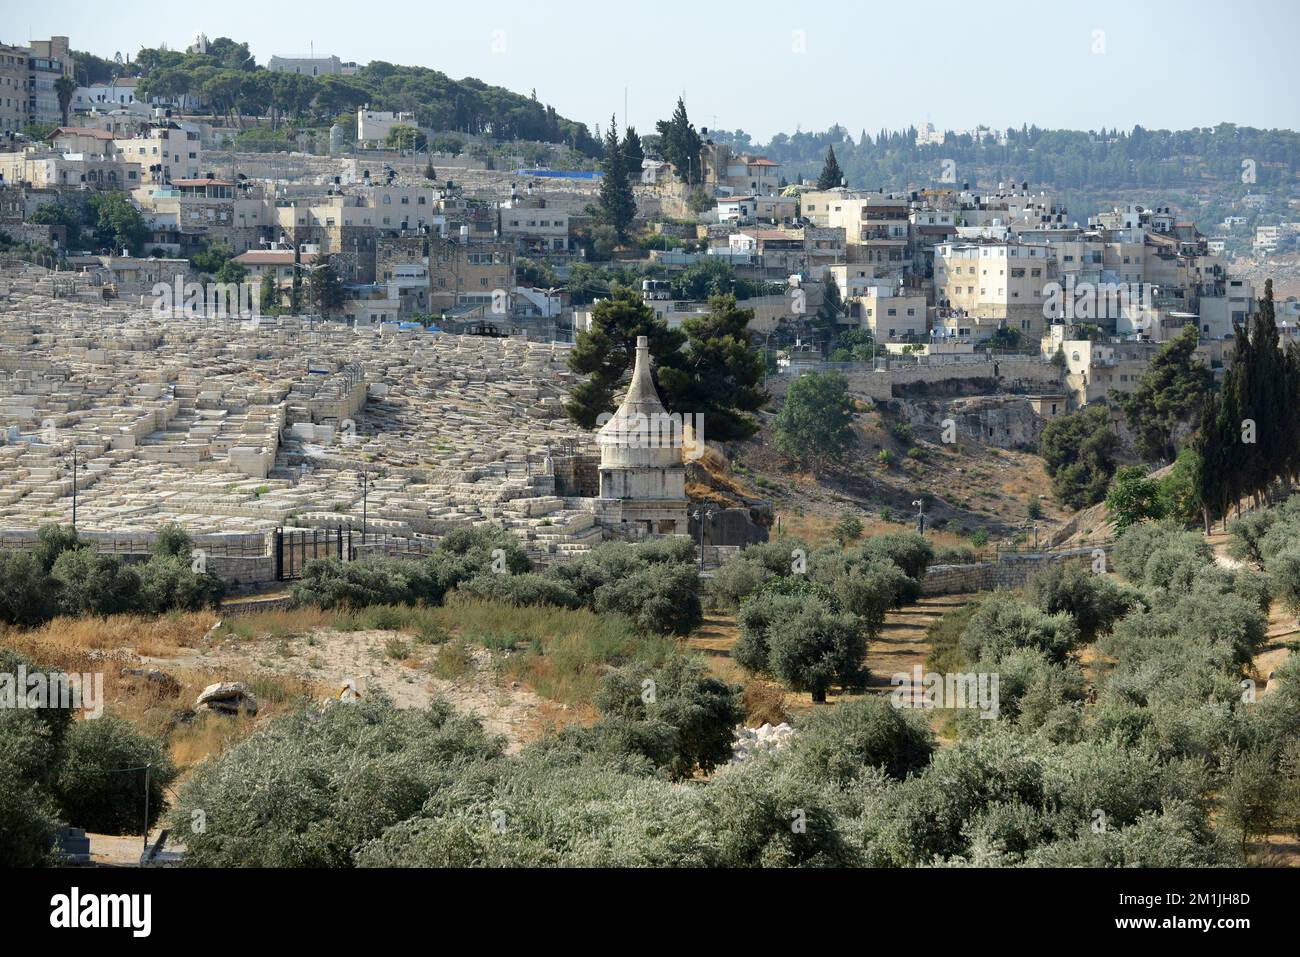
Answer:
691, 505, 713, 571
357, 468, 376, 544
912, 498, 926, 536
66, 445, 79, 531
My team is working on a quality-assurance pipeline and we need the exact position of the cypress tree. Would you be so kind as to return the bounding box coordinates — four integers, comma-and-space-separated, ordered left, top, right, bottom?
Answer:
597, 116, 636, 241
1248, 280, 1286, 502
817, 145, 844, 190
621, 126, 645, 185
655, 98, 703, 185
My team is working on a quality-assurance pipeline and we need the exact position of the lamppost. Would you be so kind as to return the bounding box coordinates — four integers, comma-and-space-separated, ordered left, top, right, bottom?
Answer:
762, 329, 778, 389
691, 505, 713, 571
912, 498, 926, 536
68, 446, 78, 531
357, 468, 376, 544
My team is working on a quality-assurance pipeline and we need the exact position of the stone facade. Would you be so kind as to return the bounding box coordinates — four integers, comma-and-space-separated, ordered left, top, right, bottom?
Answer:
595, 336, 689, 537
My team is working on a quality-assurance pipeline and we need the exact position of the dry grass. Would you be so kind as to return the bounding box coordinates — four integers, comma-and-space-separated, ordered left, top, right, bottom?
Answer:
742, 680, 790, 727
429, 639, 474, 681
213, 606, 333, 641
5, 612, 216, 657
2, 611, 331, 782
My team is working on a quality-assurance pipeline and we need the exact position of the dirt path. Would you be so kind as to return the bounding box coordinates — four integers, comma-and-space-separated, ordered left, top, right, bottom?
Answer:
152, 629, 554, 754
688, 593, 978, 721
865, 594, 976, 704
1205, 529, 1300, 684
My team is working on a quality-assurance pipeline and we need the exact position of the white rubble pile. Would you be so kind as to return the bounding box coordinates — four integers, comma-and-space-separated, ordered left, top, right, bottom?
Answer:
729, 722, 795, 763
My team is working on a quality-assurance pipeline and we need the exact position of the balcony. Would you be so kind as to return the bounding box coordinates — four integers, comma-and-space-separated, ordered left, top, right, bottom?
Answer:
859, 228, 907, 243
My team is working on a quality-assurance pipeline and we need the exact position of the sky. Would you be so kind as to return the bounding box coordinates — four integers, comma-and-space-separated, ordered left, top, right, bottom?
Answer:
10, 0, 1299, 142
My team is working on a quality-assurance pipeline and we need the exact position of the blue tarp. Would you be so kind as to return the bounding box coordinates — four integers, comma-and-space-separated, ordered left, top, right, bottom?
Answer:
514, 169, 602, 180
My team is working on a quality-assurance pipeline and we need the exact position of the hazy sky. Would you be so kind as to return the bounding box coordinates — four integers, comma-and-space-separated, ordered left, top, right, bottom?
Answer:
10, 0, 1298, 141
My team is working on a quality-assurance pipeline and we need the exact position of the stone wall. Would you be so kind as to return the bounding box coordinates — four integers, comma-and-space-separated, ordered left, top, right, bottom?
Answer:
767, 356, 1064, 404
553, 453, 600, 497
920, 544, 1114, 596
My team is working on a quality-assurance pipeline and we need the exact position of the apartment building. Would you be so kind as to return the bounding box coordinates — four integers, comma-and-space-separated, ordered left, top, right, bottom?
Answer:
428, 233, 514, 313
850, 286, 928, 341
0, 44, 26, 134
934, 240, 1055, 340
0, 149, 140, 190
24, 37, 74, 127
716, 194, 797, 225
500, 198, 571, 254
701, 144, 784, 195
113, 124, 202, 184
1041, 325, 1161, 407
0, 36, 73, 131
806, 190, 911, 274
72, 77, 146, 114
357, 108, 417, 146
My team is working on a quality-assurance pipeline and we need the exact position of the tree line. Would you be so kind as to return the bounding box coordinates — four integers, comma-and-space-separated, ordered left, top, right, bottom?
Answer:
712, 122, 1300, 195
1194, 280, 1300, 531
82, 38, 600, 154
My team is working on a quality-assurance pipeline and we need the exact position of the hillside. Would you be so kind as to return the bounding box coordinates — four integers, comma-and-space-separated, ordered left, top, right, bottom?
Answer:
708, 397, 1072, 550
72, 38, 602, 154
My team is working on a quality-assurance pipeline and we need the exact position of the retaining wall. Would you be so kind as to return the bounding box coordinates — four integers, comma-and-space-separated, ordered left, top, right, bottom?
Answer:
920, 543, 1114, 596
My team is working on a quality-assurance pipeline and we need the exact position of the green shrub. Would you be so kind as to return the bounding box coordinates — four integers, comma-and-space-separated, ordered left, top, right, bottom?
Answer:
958, 594, 1080, 665
584, 655, 744, 779
457, 572, 581, 610
31, 524, 81, 572
765, 598, 866, 703
152, 523, 194, 560
706, 538, 808, 609
137, 556, 226, 613
787, 696, 934, 783
292, 557, 446, 610
1112, 522, 1209, 585
593, 563, 702, 635
0, 552, 59, 626
171, 695, 503, 867
54, 717, 175, 835
812, 556, 914, 635
1267, 547, 1300, 617
51, 549, 141, 617
1023, 561, 1134, 641
0, 773, 60, 867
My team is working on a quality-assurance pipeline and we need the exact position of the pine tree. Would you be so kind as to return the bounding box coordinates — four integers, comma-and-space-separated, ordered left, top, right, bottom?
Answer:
597, 116, 636, 241
308, 256, 345, 319
564, 286, 686, 428
258, 271, 278, 314
1113, 323, 1214, 463
812, 276, 844, 345
1246, 280, 1286, 503
1193, 390, 1235, 533
654, 295, 768, 442
817, 145, 844, 190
